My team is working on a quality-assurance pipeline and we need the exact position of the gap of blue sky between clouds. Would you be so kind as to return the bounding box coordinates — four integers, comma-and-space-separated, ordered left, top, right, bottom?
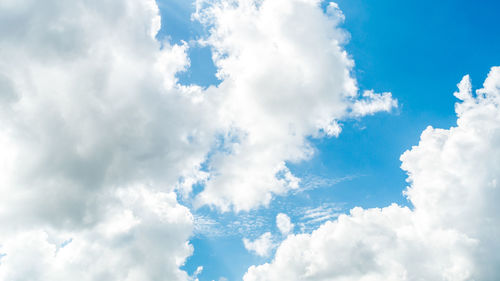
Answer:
0, 0, 499, 280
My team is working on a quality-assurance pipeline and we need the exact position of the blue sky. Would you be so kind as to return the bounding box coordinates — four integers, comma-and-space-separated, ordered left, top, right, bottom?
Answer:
155, 0, 500, 280
1, 0, 500, 280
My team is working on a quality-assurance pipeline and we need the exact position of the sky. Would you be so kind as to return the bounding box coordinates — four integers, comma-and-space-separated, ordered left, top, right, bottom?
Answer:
0, 0, 500, 281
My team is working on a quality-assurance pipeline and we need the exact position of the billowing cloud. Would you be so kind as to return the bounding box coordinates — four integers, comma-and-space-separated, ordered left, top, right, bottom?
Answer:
244, 67, 500, 281
0, 0, 398, 278
0, 187, 194, 281
0, 0, 208, 279
193, 0, 397, 211
351, 90, 398, 117
0, 0, 215, 229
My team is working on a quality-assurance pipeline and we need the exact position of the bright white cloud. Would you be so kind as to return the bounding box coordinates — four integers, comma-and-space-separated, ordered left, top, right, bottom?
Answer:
276, 213, 294, 236
0, 187, 194, 281
246, 205, 476, 281
0, 0, 216, 228
192, 0, 396, 211
244, 67, 500, 281
243, 232, 275, 257
0, 0, 210, 279
0, 0, 399, 278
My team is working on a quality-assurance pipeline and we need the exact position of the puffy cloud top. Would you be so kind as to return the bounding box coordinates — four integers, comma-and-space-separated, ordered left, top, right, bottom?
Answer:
193, 0, 397, 211
0, 0, 204, 279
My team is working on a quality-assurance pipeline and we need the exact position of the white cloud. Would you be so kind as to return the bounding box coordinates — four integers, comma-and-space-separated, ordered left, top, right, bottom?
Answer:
0, 186, 194, 281
351, 90, 398, 117
243, 232, 275, 257
0, 0, 216, 229
276, 213, 294, 236
246, 205, 476, 281
244, 67, 500, 281
0, 0, 398, 278
0, 0, 209, 279
192, 0, 397, 211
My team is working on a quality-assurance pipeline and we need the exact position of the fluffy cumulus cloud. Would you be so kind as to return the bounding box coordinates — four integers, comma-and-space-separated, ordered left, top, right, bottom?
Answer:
193, 0, 396, 211
0, 0, 207, 279
0, 0, 397, 278
0, 0, 217, 227
0, 187, 194, 281
244, 68, 500, 281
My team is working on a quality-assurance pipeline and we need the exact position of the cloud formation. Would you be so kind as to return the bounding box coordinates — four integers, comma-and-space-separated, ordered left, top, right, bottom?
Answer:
0, 187, 194, 281
243, 232, 275, 257
0, 0, 397, 279
244, 68, 500, 281
0, 0, 214, 228
276, 213, 294, 236
193, 0, 397, 211
0, 0, 206, 279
